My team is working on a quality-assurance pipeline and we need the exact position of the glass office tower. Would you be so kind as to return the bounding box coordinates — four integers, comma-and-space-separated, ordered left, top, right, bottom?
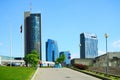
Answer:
24, 11, 42, 60
46, 39, 59, 62
80, 33, 98, 59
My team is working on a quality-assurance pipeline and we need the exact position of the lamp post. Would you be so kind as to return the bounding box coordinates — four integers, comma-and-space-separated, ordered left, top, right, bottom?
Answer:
20, 25, 23, 60
104, 33, 109, 76
79, 44, 81, 58
10, 26, 12, 66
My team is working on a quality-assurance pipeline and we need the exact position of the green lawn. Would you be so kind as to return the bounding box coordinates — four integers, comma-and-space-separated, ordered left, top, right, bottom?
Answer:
0, 66, 35, 80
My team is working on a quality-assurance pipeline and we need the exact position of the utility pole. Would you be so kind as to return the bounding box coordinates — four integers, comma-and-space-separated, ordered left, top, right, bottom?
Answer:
20, 25, 23, 60
104, 33, 109, 76
10, 26, 12, 66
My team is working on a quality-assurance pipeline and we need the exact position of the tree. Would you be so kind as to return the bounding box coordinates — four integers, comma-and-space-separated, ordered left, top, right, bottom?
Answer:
55, 53, 66, 64
24, 50, 39, 67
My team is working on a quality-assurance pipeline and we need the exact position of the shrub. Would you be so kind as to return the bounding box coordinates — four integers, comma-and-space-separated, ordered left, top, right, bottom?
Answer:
24, 50, 39, 67
74, 64, 88, 70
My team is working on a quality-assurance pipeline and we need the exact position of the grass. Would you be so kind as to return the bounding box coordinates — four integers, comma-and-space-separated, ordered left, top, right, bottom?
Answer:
0, 66, 35, 80
40, 66, 53, 68
84, 70, 120, 80
69, 66, 120, 80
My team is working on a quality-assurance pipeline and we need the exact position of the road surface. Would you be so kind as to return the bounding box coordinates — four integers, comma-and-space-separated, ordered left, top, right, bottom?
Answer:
34, 68, 101, 80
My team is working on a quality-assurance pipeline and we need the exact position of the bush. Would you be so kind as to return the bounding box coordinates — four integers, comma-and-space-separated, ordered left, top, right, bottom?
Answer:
74, 64, 88, 70
24, 50, 39, 67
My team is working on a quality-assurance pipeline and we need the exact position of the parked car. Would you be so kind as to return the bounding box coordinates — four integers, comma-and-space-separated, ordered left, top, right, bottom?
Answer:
7, 62, 21, 66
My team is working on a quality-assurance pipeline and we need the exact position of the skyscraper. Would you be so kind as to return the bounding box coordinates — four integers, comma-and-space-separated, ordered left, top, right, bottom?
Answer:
46, 39, 59, 62
80, 33, 98, 59
24, 11, 42, 60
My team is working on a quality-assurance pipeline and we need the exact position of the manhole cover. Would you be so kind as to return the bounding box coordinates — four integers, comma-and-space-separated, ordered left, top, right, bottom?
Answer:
65, 76, 71, 78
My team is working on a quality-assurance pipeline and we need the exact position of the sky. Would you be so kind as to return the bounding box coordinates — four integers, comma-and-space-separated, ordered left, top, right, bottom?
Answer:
0, 0, 120, 60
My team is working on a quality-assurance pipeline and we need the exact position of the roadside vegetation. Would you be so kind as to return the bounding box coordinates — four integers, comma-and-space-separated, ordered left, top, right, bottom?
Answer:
24, 50, 39, 67
55, 53, 66, 64
69, 64, 120, 80
88, 67, 120, 77
0, 66, 35, 80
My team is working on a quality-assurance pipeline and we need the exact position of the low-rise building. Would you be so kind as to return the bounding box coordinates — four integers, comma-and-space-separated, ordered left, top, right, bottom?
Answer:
41, 61, 55, 67
0, 55, 24, 66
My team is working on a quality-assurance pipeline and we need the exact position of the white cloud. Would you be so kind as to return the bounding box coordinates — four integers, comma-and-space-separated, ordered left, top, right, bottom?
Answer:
112, 40, 120, 49
98, 50, 105, 56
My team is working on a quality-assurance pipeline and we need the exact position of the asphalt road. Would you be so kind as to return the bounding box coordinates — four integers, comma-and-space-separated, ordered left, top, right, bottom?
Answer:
34, 68, 101, 80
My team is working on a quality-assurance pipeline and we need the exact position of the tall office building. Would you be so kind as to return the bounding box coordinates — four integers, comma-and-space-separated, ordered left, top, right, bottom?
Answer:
46, 39, 59, 62
24, 11, 42, 60
80, 33, 98, 59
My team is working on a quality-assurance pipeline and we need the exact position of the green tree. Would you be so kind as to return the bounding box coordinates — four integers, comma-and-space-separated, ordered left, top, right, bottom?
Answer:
24, 50, 39, 67
55, 53, 66, 64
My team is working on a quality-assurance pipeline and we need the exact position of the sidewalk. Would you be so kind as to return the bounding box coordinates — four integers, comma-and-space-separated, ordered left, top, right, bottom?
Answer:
34, 68, 101, 80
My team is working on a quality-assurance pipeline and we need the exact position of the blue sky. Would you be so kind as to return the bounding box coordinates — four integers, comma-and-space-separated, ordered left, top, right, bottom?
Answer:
0, 0, 120, 60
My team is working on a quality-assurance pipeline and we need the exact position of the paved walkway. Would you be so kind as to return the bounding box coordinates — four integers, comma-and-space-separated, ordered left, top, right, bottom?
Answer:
34, 68, 101, 80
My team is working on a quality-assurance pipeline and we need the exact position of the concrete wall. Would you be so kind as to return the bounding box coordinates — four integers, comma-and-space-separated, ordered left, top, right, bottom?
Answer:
94, 52, 120, 67
71, 58, 93, 66
71, 52, 120, 67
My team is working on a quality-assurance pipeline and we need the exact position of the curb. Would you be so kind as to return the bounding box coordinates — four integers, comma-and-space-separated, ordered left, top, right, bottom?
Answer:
31, 67, 39, 80
69, 67, 110, 80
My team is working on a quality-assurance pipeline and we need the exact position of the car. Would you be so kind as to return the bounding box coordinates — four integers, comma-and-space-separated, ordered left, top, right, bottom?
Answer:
7, 62, 21, 66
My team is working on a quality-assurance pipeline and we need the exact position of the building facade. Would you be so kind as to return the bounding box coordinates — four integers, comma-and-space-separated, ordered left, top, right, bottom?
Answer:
80, 33, 98, 59
24, 11, 42, 60
59, 51, 71, 65
46, 39, 59, 62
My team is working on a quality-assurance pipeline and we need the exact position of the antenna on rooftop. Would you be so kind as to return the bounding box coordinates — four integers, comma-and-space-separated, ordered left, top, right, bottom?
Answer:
30, 2, 32, 12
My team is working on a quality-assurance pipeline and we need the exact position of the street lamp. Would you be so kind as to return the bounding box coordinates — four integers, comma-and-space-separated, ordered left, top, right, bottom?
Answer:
79, 44, 81, 58
104, 33, 109, 76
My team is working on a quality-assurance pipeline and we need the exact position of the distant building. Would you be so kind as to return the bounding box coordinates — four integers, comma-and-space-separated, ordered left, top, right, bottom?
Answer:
80, 33, 98, 59
59, 51, 71, 65
46, 39, 59, 62
0, 55, 15, 65
94, 52, 120, 67
0, 55, 14, 60
24, 11, 42, 60
40, 61, 55, 67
